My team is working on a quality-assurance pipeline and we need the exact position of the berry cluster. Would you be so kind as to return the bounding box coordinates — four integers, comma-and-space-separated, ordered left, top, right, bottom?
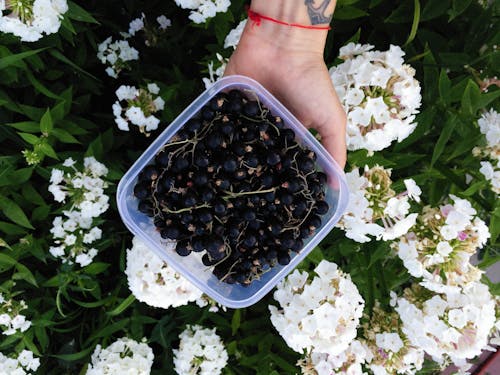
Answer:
133, 89, 329, 285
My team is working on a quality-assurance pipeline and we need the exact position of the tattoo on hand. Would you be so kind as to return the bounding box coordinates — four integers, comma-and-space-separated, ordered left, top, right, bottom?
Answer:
304, 0, 333, 25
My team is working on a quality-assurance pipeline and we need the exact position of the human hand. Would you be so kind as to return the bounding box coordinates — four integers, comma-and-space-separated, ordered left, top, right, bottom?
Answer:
224, 2, 347, 168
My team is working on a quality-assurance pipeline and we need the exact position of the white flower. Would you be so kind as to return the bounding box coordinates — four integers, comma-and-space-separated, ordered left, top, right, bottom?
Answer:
404, 179, 422, 202
97, 37, 139, 78
147, 83, 160, 95
0, 350, 40, 373
116, 85, 137, 101
330, 43, 422, 153
173, 325, 228, 375
339, 166, 420, 242
50, 169, 64, 184
396, 282, 496, 366
48, 158, 109, 267
0, 0, 68, 42
129, 15, 144, 36
175, 0, 230, 24
269, 261, 364, 356
299, 340, 371, 375
224, 19, 247, 49
396, 195, 488, 292
114, 84, 164, 134
125, 237, 205, 309
156, 15, 171, 29
86, 337, 154, 375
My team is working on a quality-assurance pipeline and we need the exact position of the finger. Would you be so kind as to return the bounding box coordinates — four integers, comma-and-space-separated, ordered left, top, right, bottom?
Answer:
319, 97, 347, 169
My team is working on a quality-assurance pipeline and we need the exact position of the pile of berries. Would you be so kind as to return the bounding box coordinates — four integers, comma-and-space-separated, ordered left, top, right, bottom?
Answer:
133, 89, 329, 285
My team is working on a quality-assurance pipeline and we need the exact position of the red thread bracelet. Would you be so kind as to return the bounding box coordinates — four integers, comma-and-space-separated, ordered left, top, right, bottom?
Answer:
247, 8, 331, 30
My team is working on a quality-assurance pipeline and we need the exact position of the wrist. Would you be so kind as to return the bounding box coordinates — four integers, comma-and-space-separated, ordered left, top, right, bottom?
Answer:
243, 0, 336, 55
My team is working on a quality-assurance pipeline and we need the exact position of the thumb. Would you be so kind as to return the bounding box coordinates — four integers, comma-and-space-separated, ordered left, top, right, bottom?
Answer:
318, 98, 347, 169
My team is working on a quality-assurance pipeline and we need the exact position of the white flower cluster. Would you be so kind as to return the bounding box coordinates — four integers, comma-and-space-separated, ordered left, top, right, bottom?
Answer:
269, 261, 364, 356
86, 337, 154, 375
48, 157, 109, 267
473, 108, 500, 194
174, 0, 231, 24
362, 302, 424, 375
0, 293, 31, 336
97, 37, 139, 78
298, 340, 371, 375
329, 43, 422, 153
396, 195, 490, 294
0, 350, 40, 374
395, 282, 497, 370
113, 83, 165, 134
173, 324, 228, 375
338, 165, 421, 243
0, 0, 67, 42
125, 237, 204, 309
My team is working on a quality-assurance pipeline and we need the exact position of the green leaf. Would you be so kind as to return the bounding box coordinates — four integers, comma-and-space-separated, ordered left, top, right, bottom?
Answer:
6, 121, 40, 133
231, 309, 241, 335
49, 49, 98, 80
52, 128, 79, 144
18, 132, 39, 145
52, 346, 94, 361
0, 168, 33, 187
458, 181, 488, 196
0, 252, 17, 273
107, 294, 136, 317
0, 48, 46, 70
40, 108, 53, 135
84, 318, 131, 345
334, 6, 368, 20
67, 1, 99, 24
474, 89, 500, 113
438, 70, 451, 104
25, 70, 63, 100
461, 80, 481, 116
421, 0, 450, 21
404, 0, 420, 46
431, 114, 458, 167
14, 262, 38, 286
448, 0, 473, 21
0, 221, 27, 235
38, 143, 59, 160
22, 184, 45, 206
83, 262, 110, 275
0, 195, 34, 229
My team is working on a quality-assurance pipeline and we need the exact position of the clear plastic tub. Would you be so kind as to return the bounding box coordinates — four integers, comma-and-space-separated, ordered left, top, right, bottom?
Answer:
116, 75, 349, 309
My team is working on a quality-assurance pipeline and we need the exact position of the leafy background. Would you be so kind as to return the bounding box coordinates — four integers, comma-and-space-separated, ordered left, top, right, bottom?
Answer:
0, 0, 498, 373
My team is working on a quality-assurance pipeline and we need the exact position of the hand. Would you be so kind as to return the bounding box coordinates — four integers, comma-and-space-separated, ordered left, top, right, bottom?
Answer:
224, 19, 347, 168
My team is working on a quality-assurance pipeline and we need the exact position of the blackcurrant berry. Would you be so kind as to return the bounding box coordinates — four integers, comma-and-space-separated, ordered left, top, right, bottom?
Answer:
243, 101, 260, 117
138, 200, 153, 216
266, 152, 281, 166
134, 183, 150, 200
155, 151, 170, 167
315, 200, 329, 215
176, 241, 191, 256
223, 158, 238, 173
140, 165, 159, 181
186, 118, 202, 133
201, 105, 215, 120
278, 252, 291, 265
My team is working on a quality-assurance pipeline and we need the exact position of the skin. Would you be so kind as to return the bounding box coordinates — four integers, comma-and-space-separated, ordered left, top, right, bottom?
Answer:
224, 0, 347, 168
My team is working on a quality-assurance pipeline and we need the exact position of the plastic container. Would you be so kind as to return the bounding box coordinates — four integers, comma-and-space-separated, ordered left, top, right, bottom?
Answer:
117, 75, 349, 309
